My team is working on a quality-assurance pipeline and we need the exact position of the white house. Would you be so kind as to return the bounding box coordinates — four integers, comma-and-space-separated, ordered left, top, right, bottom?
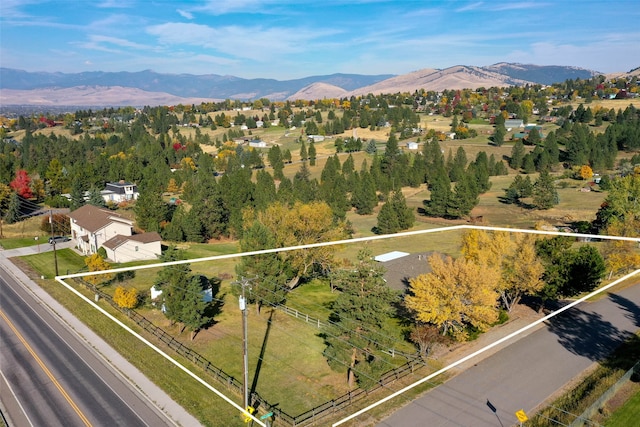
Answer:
406, 141, 419, 150
69, 205, 134, 255
102, 232, 162, 263
249, 139, 267, 148
101, 181, 139, 204
68, 205, 161, 261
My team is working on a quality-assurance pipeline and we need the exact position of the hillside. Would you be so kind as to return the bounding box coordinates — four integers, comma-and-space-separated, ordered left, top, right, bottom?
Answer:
0, 63, 614, 106
345, 66, 534, 96
287, 82, 348, 100
0, 86, 215, 107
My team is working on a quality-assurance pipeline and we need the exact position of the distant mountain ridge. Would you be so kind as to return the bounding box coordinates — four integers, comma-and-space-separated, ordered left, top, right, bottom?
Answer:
0, 64, 607, 106
0, 68, 393, 101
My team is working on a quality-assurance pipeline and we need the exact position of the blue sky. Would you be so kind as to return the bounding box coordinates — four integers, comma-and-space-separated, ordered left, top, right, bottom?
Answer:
1, 0, 638, 80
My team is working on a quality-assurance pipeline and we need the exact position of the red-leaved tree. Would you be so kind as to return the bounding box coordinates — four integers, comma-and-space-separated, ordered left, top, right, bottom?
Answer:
10, 170, 33, 199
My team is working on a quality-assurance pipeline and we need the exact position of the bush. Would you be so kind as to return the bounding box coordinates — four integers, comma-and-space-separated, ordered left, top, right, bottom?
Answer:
113, 286, 139, 309
45, 195, 70, 208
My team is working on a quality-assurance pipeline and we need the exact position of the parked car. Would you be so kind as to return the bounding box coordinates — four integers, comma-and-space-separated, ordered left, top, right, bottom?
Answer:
49, 236, 70, 244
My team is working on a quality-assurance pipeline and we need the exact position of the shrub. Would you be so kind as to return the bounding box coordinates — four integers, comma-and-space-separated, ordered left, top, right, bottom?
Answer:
113, 286, 139, 309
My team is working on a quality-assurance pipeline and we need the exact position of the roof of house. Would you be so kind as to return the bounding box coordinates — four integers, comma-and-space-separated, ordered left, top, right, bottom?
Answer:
68, 204, 134, 233
378, 252, 435, 291
374, 251, 409, 262
102, 232, 161, 250
105, 181, 138, 194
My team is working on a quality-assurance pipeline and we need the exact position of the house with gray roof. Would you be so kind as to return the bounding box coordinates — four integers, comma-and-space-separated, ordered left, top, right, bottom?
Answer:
101, 181, 139, 204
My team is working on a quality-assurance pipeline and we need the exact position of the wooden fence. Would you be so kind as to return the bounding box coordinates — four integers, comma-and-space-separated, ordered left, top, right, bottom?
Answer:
75, 278, 427, 426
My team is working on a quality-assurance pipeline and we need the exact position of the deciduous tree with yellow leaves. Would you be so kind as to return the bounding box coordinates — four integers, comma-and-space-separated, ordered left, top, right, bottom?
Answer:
242, 201, 351, 288
461, 229, 544, 312
405, 254, 500, 341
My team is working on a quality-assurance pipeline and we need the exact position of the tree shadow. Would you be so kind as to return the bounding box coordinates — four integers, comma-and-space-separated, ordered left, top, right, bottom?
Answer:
608, 292, 640, 329
546, 306, 632, 362
250, 309, 275, 405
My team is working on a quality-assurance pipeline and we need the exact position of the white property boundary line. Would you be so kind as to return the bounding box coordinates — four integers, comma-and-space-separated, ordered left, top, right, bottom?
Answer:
54, 225, 640, 426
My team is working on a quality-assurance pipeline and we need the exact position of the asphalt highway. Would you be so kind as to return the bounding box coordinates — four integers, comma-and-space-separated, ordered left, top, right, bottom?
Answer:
377, 283, 640, 427
0, 267, 175, 427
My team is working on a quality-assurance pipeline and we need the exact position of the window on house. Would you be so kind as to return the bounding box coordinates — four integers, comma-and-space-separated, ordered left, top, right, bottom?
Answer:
135, 246, 139, 251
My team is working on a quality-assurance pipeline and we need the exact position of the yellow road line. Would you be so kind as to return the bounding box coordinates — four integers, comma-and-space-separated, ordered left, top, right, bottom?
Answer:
0, 309, 93, 427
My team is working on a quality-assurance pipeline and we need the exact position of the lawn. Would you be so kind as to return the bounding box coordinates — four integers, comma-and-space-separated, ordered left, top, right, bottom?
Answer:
605, 387, 640, 426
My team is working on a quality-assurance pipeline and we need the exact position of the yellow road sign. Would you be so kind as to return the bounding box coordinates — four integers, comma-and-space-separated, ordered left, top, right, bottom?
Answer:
515, 409, 528, 422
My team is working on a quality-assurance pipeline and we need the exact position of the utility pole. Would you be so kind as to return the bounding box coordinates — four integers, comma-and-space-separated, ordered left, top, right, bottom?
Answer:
49, 210, 59, 276
234, 276, 255, 410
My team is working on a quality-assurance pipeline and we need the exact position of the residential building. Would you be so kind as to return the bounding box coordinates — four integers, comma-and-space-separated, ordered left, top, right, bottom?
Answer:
102, 232, 162, 263
68, 204, 161, 261
101, 181, 139, 204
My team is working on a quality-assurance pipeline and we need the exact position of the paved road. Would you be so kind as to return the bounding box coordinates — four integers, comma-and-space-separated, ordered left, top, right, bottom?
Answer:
377, 284, 640, 427
0, 248, 202, 427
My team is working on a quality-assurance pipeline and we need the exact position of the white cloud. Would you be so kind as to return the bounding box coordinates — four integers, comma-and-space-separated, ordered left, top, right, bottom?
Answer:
196, 0, 276, 15
177, 9, 194, 20
146, 22, 331, 62
0, 0, 43, 18
96, 0, 134, 8
89, 35, 150, 50
455, 2, 483, 12
506, 36, 640, 73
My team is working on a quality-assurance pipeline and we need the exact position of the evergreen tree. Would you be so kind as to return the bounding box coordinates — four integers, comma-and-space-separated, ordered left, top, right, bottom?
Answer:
87, 187, 105, 207
471, 151, 491, 193
299, 141, 308, 162
323, 249, 398, 388
493, 124, 506, 146
447, 173, 478, 218
376, 190, 414, 234
351, 170, 378, 215
267, 145, 284, 180
510, 140, 526, 170
423, 167, 451, 217
522, 153, 536, 174
376, 200, 400, 234
180, 275, 214, 340
543, 131, 560, 167
293, 162, 318, 203
69, 179, 85, 211
308, 141, 317, 166
448, 147, 467, 182
276, 177, 294, 205
526, 127, 542, 146
236, 222, 288, 312
5, 192, 21, 224
254, 169, 277, 211
532, 170, 559, 209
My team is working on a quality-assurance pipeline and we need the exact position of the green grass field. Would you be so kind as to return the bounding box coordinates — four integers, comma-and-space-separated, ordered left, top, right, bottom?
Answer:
605, 389, 640, 426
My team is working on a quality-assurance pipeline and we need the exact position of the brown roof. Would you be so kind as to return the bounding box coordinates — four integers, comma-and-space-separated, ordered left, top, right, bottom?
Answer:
68, 205, 133, 233
103, 232, 161, 250
102, 234, 129, 250
129, 232, 161, 244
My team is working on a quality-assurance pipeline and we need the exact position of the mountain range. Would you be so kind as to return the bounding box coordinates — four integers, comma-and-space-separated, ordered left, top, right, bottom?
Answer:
0, 63, 614, 107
